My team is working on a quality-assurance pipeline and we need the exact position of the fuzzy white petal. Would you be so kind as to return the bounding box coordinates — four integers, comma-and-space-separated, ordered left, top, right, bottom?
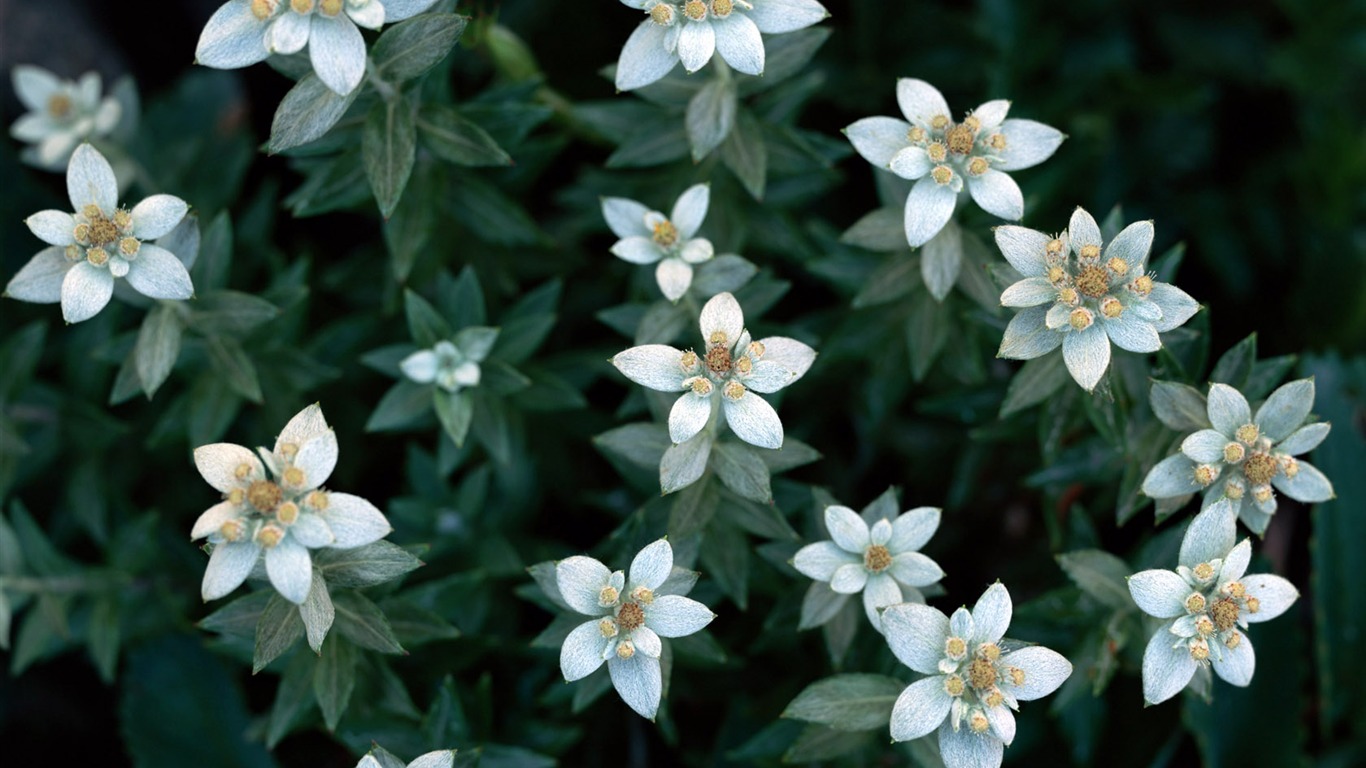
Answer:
1254, 378, 1314, 442
309, 14, 367, 95
557, 556, 613, 616
5, 247, 73, 303
560, 619, 609, 681
993, 225, 1051, 278
1062, 323, 1111, 391
608, 651, 662, 719
645, 594, 714, 637
889, 677, 952, 742
1127, 569, 1189, 619
995, 119, 1064, 171
656, 258, 693, 302
195, 0, 273, 69
896, 78, 950, 127
1206, 383, 1252, 436
61, 260, 115, 323
601, 197, 653, 238
1211, 631, 1255, 687
616, 20, 679, 91
202, 540, 260, 601
629, 539, 673, 591
612, 344, 689, 391
26, 210, 76, 247
611, 236, 664, 265
967, 169, 1023, 220
1001, 646, 1073, 701
792, 541, 859, 581
882, 602, 949, 675
748, 0, 828, 34
191, 502, 241, 540
66, 143, 119, 214
670, 184, 710, 239
998, 305, 1062, 360
319, 492, 392, 548
904, 174, 958, 247
125, 243, 194, 300
677, 19, 716, 73
846, 117, 912, 168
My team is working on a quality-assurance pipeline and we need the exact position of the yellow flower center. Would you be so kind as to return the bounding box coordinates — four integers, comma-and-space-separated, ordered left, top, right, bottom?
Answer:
863, 545, 892, 573
930, 165, 954, 185
1242, 452, 1278, 485
652, 219, 679, 248
617, 602, 645, 632
1235, 424, 1260, 445
1211, 597, 1240, 632
684, 0, 707, 20
705, 345, 733, 374
47, 93, 72, 119
946, 123, 976, 155
650, 3, 675, 23
1075, 265, 1111, 298
247, 480, 284, 512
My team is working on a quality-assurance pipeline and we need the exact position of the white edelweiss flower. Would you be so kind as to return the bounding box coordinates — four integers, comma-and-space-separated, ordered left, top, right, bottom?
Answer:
882, 583, 1073, 768
845, 78, 1064, 248
5, 144, 194, 324
555, 539, 716, 720
602, 184, 716, 302
190, 403, 393, 604
610, 291, 817, 450
792, 503, 944, 632
195, 0, 440, 95
10, 65, 121, 171
615, 0, 830, 91
1141, 379, 1333, 534
1127, 499, 1299, 705
357, 749, 456, 768
995, 207, 1200, 392
400, 326, 498, 392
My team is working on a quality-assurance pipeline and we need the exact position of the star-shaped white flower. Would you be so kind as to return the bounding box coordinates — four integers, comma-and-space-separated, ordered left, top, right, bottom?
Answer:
195, 0, 440, 95
401, 327, 498, 393
792, 503, 944, 631
615, 0, 829, 91
191, 404, 393, 604
996, 207, 1200, 391
883, 584, 1073, 768
845, 78, 1064, 248
610, 292, 816, 449
6, 144, 194, 323
1142, 378, 1333, 534
602, 184, 716, 302
10, 65, 121, 171
556, 539, 716, 720
1127, 499, 1299, 704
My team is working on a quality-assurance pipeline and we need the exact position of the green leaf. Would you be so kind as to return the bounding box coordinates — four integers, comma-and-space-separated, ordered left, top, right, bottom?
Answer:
721, 109, 768, 200
435, 389, 474, 448
905, 290, 949, 381
87, 596, 120, 683
121, 634, 276, 768
314, 541, 423, 589
692, 255, 758, 296
668, 475, 718, 539
840, 207, 906, 253
312, 633, 358, 731
1001, 354, 1071, 417
0, 321, 45, 403
699, 520, 749, 609
372, 13, 468, 82
332, 591, 405, 655
711, 441, 772, 503
198, 590, 271, 640
783, 674, 904, 731
799, 581, 848, 630
405, 289, 455, 347
378, 596, 461, 647
742, 28, 831, 94
783, 724, 873, 763
300, 570, 334, 653
686, 78, 738, 161
266, 651, 317, 748
1057, 550, 1134, 611
1149, 379, 1210, 431
606, 120, 689, 168
134, 303, 184, 399
254, 592, 304, 673
367, 380, 434, 432
1209, 333, 1256, 388
268, 73, 358, 153
853, 253, 920, 308
418, 104, 513, 167
385, 161, 436, 281
661, 431, 713, 495
594, 423, 670, 471
187, 290, 279, 336
364, 745, 409, 768
205, 336, 262, 403
921, 219, 962, 301
364, 97, 418, 218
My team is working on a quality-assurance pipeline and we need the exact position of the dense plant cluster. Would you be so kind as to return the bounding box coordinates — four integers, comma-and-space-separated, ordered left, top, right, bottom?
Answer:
1, 2, 1362, 767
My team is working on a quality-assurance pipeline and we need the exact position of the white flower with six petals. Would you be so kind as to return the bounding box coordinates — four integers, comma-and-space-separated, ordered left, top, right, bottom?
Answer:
6, 144, 194, 323
610, 292, 816, 449
191, 404, 393, 604
602, 184, 716, 302
10, 65, 121, 171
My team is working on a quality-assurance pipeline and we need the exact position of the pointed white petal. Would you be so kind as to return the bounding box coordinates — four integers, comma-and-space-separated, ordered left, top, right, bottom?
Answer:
937, 718, 1004, 768
656, 257, 693, 302
699, 291, 744, 343
406, 752, 456, 768
612, 344, 689, 391
5, 247, 73, 303
195, 0, 273, 69
890, 552, 943, 588
266, 537, 313, 604
677, 20, 716, 73
1067, 208, 1102, 254
194, 443, 263, 492
1104, 220, 1153, 267
202, 540, 261, 601
347, 0, 385, 29
1206, 383, 1251, 435
830, 563, 868, 594
124, 243, 194, 300
1274, 422, 1330, 456
903, 174, 957, 247
1127, 569, 1189, 619
670, 183, 710, 239
971, 583, 1012, 644
611, 236, 664, 265
888, 507, 940, 553
1062, 323, 1111, 391
601, 196, 653, 238
1000, 277, 1056, 308
66, 143, 119, 214
1211, 631, 1255, 687
616, 20, 679, 91
889, 677, 952, 742
882, 602, 950, 674
557, 556, 613, 615
292, 431, 339, 490
863, 572, 904, 630
629, 539, 673, 591
26, 210, 76, 246
967, 169, 1023, 220
12, 65, 62, 112
1101, 311, 1161, 353
846, 117, 912, 168
130, 194, 189, 240
792, 541, 859, 581
748, 0, 828, 34
1142, 453, 1202, 498
1241, 573, 1299, 622
998, 305, 1062, 360
712, 14, 764, 75
290, 513, 335, 548
1141, 627, 1197, 704
993, 225, 1051, 278
319, 492, 392, 548
192, 502, 242, 540
824, 505, 870, 553
1179, 499, 1236, 569
1180, 429, 1229, 464
309, 14, 367, 95
888, 145, 932, 180
1001, 646, 1073, 700
1254, 378, 1314, 441
560, 619, 609, 681
381, 0, 440, 22
1272, 459, 1334, 502
895, 78, 950, 126
608, 652, 662, 719
267, 11, 312, 54
1148, 282, 1200, 333
61, 260, 114, 323
755, 337, 816, 380
645, 594, 714, 637
400, 349, 439, 383
995, 118, 1064, 171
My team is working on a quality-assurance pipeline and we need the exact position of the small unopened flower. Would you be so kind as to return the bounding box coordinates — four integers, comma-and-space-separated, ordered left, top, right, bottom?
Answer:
615, 0, 830, 91
611, 292, 816, 449
10, 65, 120, 170
401, 327, 497, 392
883, 584, 1073, 768
996, 207, 1200, 391
603, 184, 717, 302
5, 144, 193, 323
1127, 500, 1299, 704
1142, 379, 1334, 534
792, 503, 944, 631
195, 0, 440, 95
845, 79, 1064, 247
556, 539, 715, 719
191, 404, 393, 604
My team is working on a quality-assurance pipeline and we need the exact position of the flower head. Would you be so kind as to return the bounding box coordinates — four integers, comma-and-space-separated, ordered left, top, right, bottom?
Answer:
1142, 379, 1333, 534
996, 207, 1200, 391
191, 404, 393, 604
1127, 500, 1299, 704
615, 0, 830, 91
358, 748, 456, 768
10, 65, 121, 170
882, 584, 1073, 768
845, 79, 1063, 247
6, 144, 194, 323
792, 503, 944, 631
555, 539, 715, 719
603, 184, 716, 302
610, 292, 816, 449
195, 0, 440, 95
400, 326, 498, 392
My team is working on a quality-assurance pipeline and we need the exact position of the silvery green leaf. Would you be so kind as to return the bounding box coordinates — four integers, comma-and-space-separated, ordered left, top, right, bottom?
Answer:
799, 581, 849, 630
254, 592, 305, 673
1000, 353, 1070, 417
711, 441, 772, 503
1209, 334, 1257, 389
300, 569, 334, 653
906, 290, 949, 381
1149, 380, 1211, 431
635, 300, 689, 345
840, 207, 906, 252
187, 291, 279, 336
853, 253, 920, 308
364, 98, 418, 218
1057, 550, 1133, 611
661, 430, 713, 495
434, 390, 473, 448
783, 674, 903, 732
691, 254, 758, 297
198, 590, 271, 639
268, 73, 359, 153
921, 218, 962, 301
527, 561, 569, 609
205, 336, 263, 403
379, 597, 461, 647
720, 108, 767, 200
371, 13, 468, 82
367, 380, 432, 431
740, 27, 831, 95
686, 78, 738, 162
332, 591, 404, 655
134, 303, 183, 399
363, 744, 408, 768
404, 290, 454, 347
0, 590, 14, 651
595, 423, 671, 470
265, 647, 314, 748
314, 541, 422, 589
312, 634, 356, 730
417, 104, 512, 167
669, 476, 718, 538
607, 120, 689, 168
760, 436, 822, 473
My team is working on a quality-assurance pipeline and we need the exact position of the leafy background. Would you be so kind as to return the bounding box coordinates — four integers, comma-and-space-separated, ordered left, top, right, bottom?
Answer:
0, 0, 1363, 766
